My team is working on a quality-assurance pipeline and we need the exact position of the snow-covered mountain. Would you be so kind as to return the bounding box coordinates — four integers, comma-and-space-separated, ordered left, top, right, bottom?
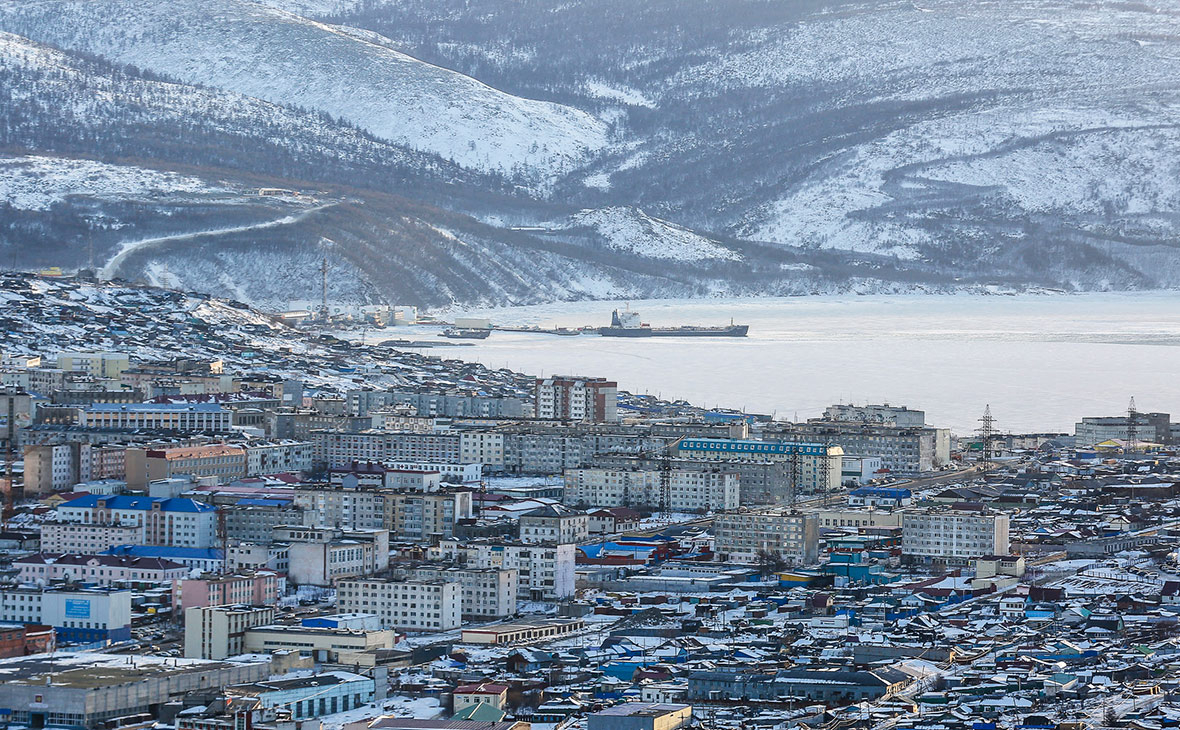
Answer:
0, 0, 608, 184
3, 0, 1180, 306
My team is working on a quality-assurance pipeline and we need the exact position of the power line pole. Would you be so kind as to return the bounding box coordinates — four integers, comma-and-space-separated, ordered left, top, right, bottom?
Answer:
977, 405, 996, 465
1126, 396, 1138, 454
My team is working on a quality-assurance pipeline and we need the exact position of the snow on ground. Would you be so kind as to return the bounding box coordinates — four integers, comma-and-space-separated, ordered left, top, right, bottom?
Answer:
565, 207, 741, 262
635, 512, 701, 529
0, 155, 223, 211
318, 696, 442, 730
484, 475, 564, 488
582, 79, 656, 108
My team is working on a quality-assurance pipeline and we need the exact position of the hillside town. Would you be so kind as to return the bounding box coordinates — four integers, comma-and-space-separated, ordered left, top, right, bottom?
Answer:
2, 273, 1180, 730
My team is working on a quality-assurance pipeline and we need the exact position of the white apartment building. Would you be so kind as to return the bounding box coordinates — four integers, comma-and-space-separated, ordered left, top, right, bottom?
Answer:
901, 509, 1011, 562
245, 440, 313, 475
563, 467, 740, 511
519, 505, 590, 544
15, 553, 189, 585
40, 521, 144, 553
824, 404, 927, 427
436, 539, 576, 601
402, 566, 518, 619
313, 431, 462, 469
184, 605, 277, 660
811, 509, 903, 530
459, 432, 506, 468
535, 376, 618, 423
387, 461, 483, 484
274, 526, 390, 587
293, 486, 472, 541
56, 495, 219, 549
713, 510, 819, 565
335, 578, 461, 631
1075, 412, 1172, 446
243, 624, 395, 662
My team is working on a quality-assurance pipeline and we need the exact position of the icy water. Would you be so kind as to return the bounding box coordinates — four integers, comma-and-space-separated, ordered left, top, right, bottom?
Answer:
394, 294, 1180, 434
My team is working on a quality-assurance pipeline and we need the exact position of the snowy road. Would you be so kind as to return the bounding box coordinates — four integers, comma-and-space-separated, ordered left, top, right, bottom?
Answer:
100, 201, 338, 279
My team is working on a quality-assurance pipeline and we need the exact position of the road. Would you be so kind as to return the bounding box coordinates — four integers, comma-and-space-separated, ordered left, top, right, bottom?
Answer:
100, 201, 339, 279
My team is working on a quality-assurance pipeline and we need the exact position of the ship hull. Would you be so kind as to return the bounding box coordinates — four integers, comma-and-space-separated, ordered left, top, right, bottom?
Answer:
599, 325, 749, 338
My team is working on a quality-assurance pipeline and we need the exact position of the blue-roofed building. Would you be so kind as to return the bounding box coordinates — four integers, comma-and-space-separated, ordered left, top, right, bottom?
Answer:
103, 545, 226, 573
79, 402, 231, 431
57, 495, 219, 549
672, 438, 843, 493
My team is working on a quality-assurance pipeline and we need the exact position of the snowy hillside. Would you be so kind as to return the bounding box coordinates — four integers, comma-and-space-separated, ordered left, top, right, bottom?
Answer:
4, 0, 1180, 303
0, 156, 227, 211
564, 208, 741, 262
0, 0, 609, 184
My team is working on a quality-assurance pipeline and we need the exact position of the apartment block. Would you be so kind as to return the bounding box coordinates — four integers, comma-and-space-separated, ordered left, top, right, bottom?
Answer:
901, 509, 1011, 562
56, 495, 218, 548
274, 526, 390, 587
564, 467, 740, 511
535, 376, 618, 423
713, 510, 819, 565
328, 462, 442, 492
672, 438, 843, 494
768, 422, 949, 475
1075, 412, 1172, 446
823, 404, 927, 427
40, 521, 143, 553
387, 461, 482, 484
335, 578, 461, 631
15, 552, 189, 585
244, 440, 313, 475
223, 502, 308, 543
400, 565, 518, 620
592, 453, 788, 505
173, 571, 286, 610
124, 444, 247, 489
79, 403, 231, 431
22, 442, 92, 495
293, 486, 472, 541
242, 624, 395, 662
313, 431, 462, 468
437, 539, 576, 601
519, 504, 590, 544
55, 352, 131, 380
184, 604, 277, 660
459, 431, 507, 468
348, 390, 527, 419
812, 509, 904, 530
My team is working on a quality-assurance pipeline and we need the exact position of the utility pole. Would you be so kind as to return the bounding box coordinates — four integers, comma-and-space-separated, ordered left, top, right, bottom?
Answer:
321, 255, 329, 318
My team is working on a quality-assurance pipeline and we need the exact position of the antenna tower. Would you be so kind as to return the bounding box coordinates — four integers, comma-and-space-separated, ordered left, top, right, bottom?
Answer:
977, 405, 996, 464
1126, 396, 1138, 454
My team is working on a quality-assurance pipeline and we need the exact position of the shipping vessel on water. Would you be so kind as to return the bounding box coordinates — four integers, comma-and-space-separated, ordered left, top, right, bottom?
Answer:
439, 327, 491, 340
599, 308, 749, 337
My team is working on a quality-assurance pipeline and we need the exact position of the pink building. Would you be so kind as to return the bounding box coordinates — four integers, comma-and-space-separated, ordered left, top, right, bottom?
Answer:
173, 570, 285, 610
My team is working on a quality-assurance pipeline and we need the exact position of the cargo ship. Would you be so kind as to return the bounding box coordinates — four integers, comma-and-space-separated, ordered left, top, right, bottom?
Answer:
599, 308, 749, 337
439, 327, 490, 340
